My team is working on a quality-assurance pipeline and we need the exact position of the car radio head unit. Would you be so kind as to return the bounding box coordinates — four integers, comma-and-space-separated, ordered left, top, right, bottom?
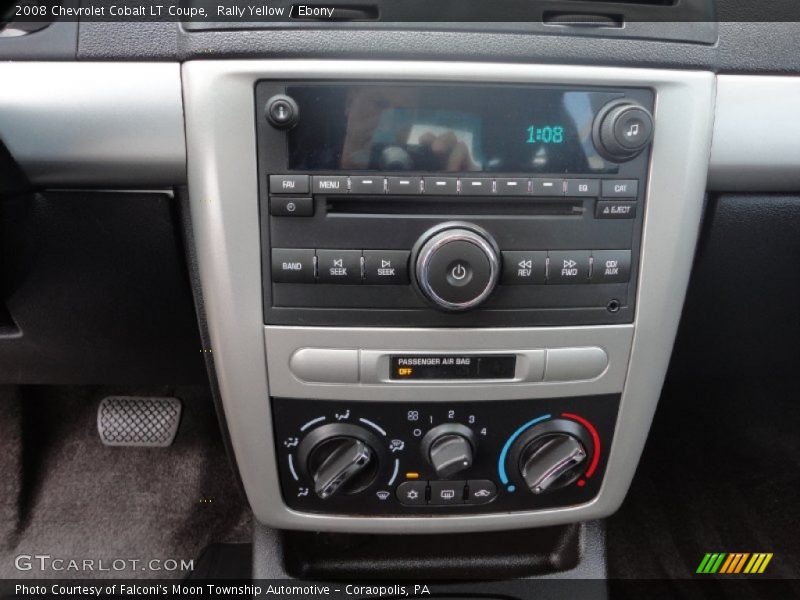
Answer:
256, 81, 654, 329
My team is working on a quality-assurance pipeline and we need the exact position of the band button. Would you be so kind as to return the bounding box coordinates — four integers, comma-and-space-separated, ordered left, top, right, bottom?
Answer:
271, 248, 315, 283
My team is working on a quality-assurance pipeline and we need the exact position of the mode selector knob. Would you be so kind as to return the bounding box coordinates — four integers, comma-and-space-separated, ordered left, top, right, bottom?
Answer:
421, 424, 477, 478
413, 223, 500, 311
297, 424, 381, 499
593, 100, 654, 162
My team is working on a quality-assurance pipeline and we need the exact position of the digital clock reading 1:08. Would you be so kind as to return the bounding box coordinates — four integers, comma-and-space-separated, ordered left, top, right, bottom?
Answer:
526, 125, 565, 144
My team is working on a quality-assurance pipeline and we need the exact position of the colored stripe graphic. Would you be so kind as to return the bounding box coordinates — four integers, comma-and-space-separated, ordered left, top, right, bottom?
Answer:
698, 553, 773, 574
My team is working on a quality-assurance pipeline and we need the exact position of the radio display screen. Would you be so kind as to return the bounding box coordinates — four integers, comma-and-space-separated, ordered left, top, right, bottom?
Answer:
286, 84, 619, 174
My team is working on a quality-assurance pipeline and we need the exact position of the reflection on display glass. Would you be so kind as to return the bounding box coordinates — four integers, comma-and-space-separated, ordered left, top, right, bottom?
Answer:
287, 84, 618, 173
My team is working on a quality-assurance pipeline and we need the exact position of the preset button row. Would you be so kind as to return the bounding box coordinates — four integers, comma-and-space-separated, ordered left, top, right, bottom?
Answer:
272, 249, 410, 284
269, 175, 639, 198
502, 250, 632, 285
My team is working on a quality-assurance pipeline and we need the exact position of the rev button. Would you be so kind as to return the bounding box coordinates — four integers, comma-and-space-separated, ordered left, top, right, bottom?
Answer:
317, 250, 362, 284
502, 251, 547, 285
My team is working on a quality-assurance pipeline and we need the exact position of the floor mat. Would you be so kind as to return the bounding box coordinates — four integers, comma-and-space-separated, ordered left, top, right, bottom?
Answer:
0, 385, 251, 579
606, 377, 800, 586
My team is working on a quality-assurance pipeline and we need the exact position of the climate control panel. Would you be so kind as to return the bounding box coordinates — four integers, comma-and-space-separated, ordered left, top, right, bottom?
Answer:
272, 395, 618, 515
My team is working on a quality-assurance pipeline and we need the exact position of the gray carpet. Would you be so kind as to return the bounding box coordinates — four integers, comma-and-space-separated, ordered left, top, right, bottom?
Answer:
0, 385, 251, 579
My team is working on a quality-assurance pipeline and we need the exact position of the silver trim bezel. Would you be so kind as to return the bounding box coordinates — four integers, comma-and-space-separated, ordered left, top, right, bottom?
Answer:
182, 60, 715, 533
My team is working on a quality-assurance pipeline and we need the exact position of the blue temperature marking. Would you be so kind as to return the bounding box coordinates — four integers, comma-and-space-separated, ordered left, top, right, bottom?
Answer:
498, 414, 552, 484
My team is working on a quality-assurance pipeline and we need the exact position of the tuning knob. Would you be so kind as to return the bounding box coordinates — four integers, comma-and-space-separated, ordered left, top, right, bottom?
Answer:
508, 418, 593, 495
297, 424, 380, 499
412, 222, 500, 311
421, 424, 477, 478
593, 100, 654, 162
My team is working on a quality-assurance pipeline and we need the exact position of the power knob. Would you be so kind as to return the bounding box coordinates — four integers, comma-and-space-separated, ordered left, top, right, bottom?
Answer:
297, 424, 380, 499
593, 100, 654, 162
412, 222, 500, 311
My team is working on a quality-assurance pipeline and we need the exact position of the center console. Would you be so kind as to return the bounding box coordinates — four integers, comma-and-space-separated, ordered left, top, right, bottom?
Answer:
183, 60, 715, 533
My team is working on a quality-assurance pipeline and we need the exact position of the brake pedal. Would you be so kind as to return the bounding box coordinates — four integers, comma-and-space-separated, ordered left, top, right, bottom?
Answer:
97, 396, 182, 447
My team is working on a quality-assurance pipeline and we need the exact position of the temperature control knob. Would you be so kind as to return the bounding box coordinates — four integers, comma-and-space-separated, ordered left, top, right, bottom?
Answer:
412, 223, 500, 311
297, 424, 380, 499
519, 433, 586, 495
507, 418, 593, 495
593, 100, 654, 162
421, 423, 477, 478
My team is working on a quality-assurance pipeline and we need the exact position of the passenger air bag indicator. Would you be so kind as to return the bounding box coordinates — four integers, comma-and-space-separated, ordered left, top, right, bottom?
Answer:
390, 355, 516, 380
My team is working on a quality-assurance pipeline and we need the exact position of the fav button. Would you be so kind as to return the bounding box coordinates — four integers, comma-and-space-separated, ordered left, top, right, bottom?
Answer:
502, 251, 547, 285
269, 174, 310, 194
547, 251, 591, 284
317, 250, 362, 284
397, 481, 428, 506
466, 480, 498, 505
429, 480, 466, 506
363, 250, 410, 284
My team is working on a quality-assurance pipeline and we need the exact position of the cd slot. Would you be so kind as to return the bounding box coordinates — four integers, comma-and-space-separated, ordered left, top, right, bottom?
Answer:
326, 196, 584, 217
